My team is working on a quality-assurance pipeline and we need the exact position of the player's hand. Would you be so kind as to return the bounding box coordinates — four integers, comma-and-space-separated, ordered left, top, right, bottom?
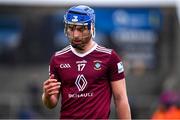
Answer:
43, 74, 61, 98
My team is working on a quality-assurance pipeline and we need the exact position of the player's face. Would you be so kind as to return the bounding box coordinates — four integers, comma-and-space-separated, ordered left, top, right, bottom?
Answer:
66, 24, 92, 50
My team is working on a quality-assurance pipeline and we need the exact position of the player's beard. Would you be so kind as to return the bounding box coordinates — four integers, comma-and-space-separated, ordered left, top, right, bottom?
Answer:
68, 34, 92, 51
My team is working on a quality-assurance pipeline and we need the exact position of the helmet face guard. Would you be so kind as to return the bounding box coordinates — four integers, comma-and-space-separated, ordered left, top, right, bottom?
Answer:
64, 5, 95, 37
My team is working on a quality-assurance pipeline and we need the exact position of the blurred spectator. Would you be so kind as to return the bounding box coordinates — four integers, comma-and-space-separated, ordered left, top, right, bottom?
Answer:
27, 74, 44, 116
18, 106, 35, 119
165, 105, 180, 119
151, 90, 180, 119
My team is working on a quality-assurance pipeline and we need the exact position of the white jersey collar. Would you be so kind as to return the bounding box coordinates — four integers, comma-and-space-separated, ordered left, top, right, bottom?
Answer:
71, 41, 98, 57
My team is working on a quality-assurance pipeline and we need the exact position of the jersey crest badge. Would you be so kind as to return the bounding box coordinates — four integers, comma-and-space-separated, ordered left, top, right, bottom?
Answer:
93, 60, 102, 70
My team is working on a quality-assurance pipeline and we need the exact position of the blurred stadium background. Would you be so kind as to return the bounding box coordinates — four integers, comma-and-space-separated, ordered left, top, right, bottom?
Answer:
0, 0, 179, 119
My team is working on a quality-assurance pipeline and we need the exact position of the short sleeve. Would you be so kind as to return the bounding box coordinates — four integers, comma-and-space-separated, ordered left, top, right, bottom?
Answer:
108, 50, 125, 81
49, 54, 55, 75
49, 54, 59, 79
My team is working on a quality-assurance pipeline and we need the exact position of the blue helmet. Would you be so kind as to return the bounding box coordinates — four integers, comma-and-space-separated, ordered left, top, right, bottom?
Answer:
64, 5, 95, 30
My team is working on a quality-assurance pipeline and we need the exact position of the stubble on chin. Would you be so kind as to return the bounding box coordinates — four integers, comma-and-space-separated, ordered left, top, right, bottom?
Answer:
71, 43, 84, 50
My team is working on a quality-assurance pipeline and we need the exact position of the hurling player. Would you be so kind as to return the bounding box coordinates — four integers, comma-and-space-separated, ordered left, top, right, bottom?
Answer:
42, 5, 131, 119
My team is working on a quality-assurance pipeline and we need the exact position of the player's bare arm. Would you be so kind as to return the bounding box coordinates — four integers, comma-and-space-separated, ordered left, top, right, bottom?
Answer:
111, 79, 131, 119
42, 74, 61, 109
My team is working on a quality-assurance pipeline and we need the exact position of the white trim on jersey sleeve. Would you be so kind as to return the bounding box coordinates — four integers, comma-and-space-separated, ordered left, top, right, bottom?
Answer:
95, 45, 112, 54
55, 45, 71, 56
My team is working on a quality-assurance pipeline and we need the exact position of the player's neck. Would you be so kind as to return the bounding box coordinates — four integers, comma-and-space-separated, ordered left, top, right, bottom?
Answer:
75, 39, 95, 53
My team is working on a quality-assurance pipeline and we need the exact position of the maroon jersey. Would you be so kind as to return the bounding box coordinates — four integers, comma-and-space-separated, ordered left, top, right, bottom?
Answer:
49, 42, 125, 119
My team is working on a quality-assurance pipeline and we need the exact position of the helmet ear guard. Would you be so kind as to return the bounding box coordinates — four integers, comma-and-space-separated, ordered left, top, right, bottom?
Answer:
64, 23, 67, 36
91, 23, 95, 38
